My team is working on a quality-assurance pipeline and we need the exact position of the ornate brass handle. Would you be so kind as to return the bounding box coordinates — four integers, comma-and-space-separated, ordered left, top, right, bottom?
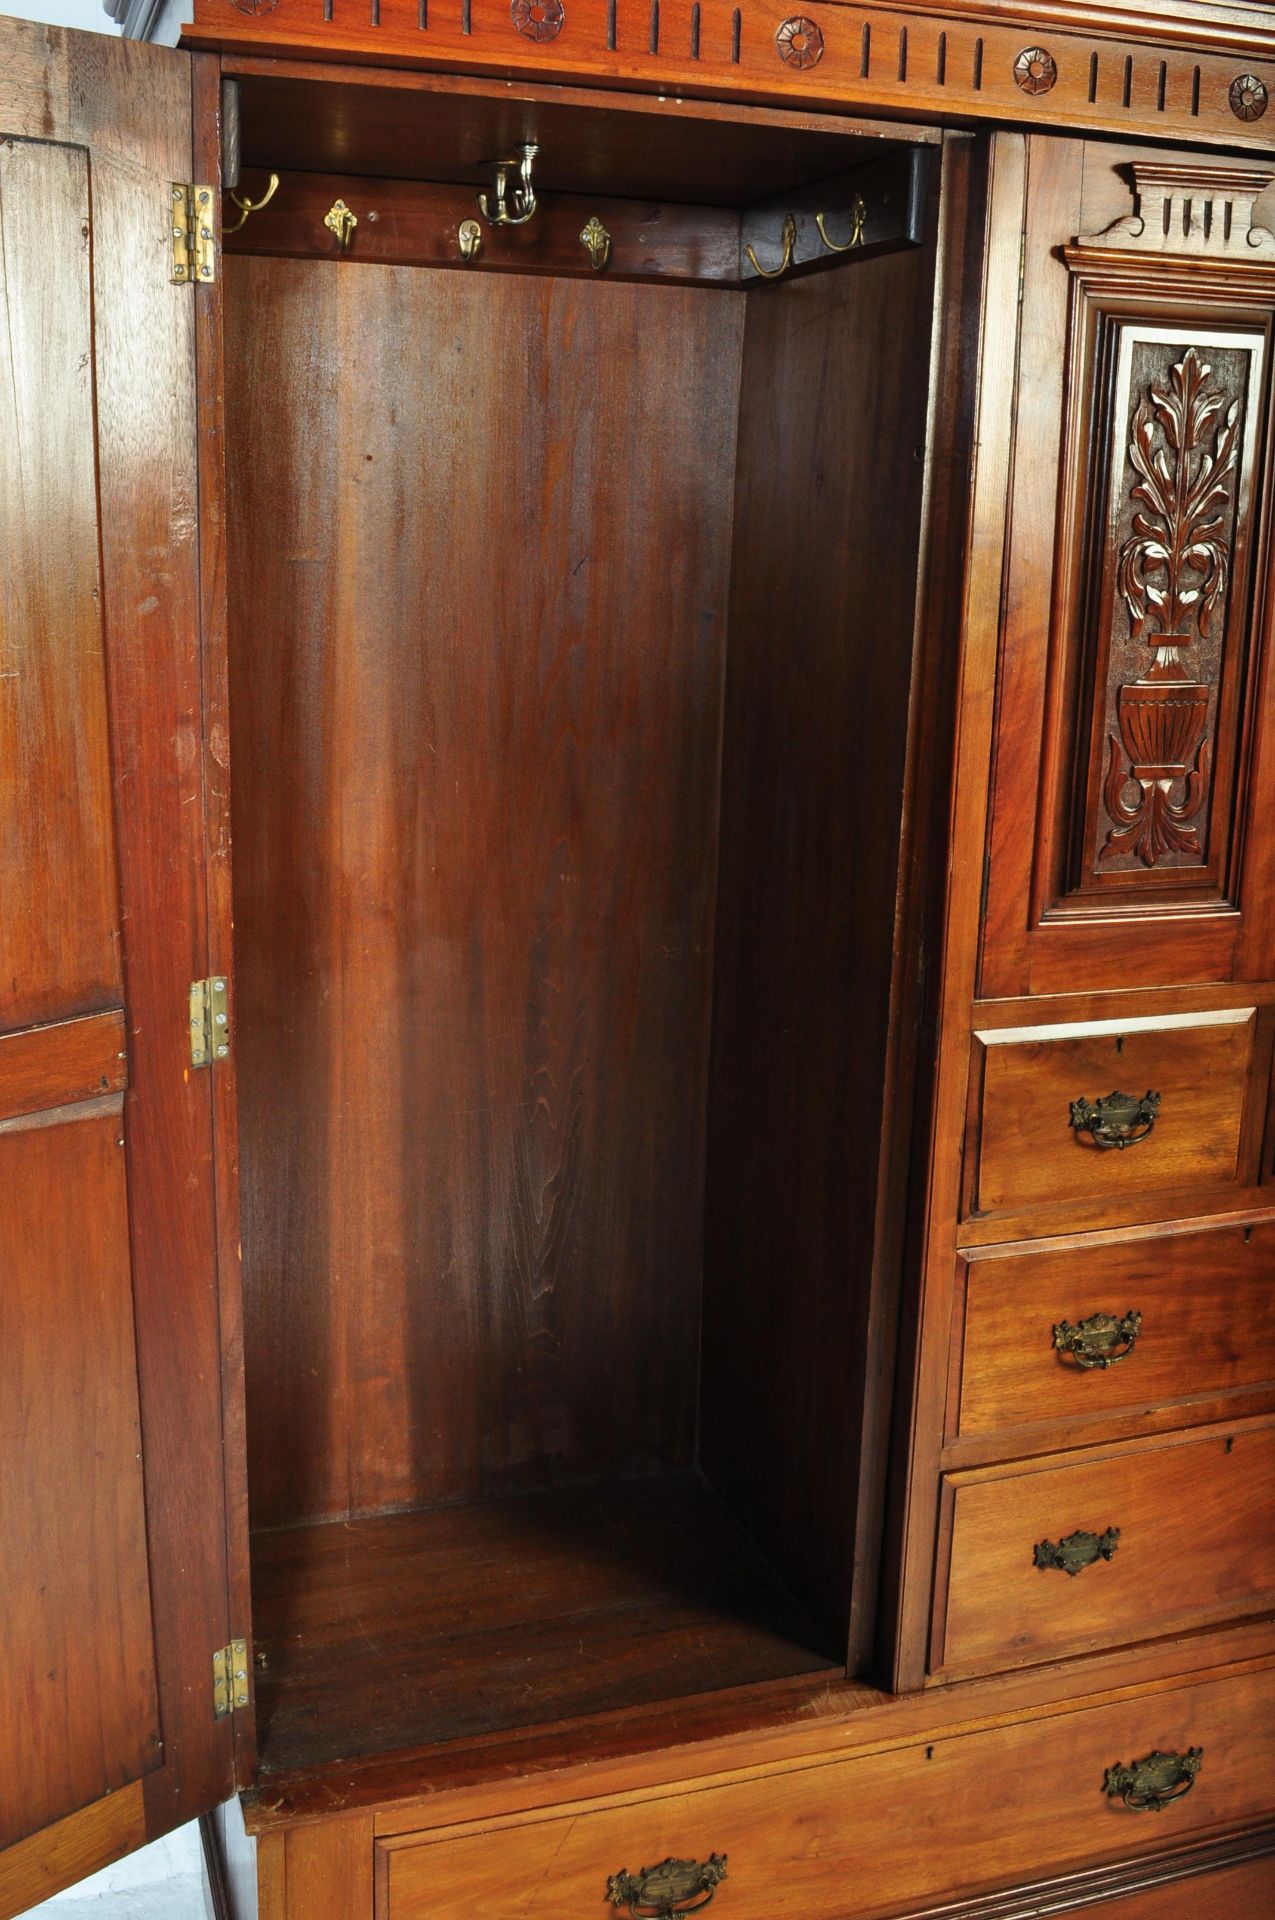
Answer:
1069, 1089, 1160, 1149
1033, 1526, 1120, 1576
608, 1857, 727, 1920
1105, 1748, 1202, 1811
1053, 1311, 1143, 1370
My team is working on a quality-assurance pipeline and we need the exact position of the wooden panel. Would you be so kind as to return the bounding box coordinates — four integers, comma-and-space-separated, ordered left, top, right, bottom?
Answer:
1085, 1850, 1275, 1918
701, 165, 939, 1653
0, 1783, 146, 1920
0, 137, 121, 1034
936, 1421, 1275, 1675
0, 12, 242, 1858
251, 1475, 837, 1776
375, 1662, 1275, 1920
0, 1011, 127, 1124
981, 139, 1275, 997
969, 1009, 1257, 1218
0, 1103, 160, 1850
188, 0, 1275, 153
226, 255, 743, 1525
954, 1218, 1275, 1442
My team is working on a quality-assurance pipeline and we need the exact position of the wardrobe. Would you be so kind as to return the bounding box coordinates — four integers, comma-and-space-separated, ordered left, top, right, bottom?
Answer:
2, 2, 1274, 1914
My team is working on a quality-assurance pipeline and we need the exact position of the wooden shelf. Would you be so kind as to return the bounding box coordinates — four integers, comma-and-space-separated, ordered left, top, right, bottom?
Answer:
251, 1473, 840, 1777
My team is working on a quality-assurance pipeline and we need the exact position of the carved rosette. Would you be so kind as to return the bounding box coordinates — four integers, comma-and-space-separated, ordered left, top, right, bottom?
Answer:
1100, 348, 1239, 869
775, 17, 824, 70
229, 0, 278, 13
511, 0, 564, 41
1013, 47, 1057, 95
1230, 74, 1269, 121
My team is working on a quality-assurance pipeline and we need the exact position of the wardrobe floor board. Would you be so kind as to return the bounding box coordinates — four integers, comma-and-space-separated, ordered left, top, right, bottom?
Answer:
251, 1472, 840, 1775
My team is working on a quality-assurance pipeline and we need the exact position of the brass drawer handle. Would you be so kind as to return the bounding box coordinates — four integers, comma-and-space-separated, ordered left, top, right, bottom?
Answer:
608, 1856, 728, 1920
1070, 1089, 1160, 1149
1034, 1526, 1120, 1576
1105, 1747, 1202, 1811
1053, 1311, 1143, 1370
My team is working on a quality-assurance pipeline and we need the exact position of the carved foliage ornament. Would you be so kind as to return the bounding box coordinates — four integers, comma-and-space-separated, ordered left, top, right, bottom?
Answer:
1101, 349, 1240, 869
775, 17, 824, 69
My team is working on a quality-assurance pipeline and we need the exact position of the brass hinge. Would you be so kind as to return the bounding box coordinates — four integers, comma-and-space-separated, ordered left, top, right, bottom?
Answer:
171, 183, 216, 285
213, 1639, 249, 1720
189, 974, 231, 1069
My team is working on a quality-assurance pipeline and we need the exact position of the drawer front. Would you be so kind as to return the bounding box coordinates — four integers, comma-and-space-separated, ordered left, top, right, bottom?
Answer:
377, 1665, 1275, 1920
936, 1424, 1275, 1676
955, 1220, 1275, 1442
968, 1010, 1258, 1221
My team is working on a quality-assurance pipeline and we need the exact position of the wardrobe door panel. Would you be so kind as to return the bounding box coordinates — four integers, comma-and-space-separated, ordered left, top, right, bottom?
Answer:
0, 17, 245, 1903
982, 140, 1275, 998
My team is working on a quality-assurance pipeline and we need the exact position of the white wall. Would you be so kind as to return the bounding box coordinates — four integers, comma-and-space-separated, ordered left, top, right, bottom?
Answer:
3, 0, 118, 31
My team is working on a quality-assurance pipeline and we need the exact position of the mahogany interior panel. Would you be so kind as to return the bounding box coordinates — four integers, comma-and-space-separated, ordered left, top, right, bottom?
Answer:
226, 255, 744, 1529
232, 65, 931, 204
251, 1474, 840, 1773
701, 226, 939, 1650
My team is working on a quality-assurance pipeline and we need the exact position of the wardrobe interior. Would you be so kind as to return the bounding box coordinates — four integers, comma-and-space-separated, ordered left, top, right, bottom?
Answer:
221, 69, 955, 1781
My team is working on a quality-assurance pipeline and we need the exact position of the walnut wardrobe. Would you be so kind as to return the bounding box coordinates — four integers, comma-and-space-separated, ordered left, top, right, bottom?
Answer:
2, 2, 1275, 1915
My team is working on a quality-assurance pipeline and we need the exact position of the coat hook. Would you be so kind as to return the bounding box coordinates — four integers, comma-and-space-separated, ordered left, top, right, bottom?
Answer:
458, 218, 483, 263
816, 195, 867, 254
224, 170, 280, 236
580, 215, 611, 271
478, 144, 539, 228
744, 211, 797, 281
324, 199, 358, 252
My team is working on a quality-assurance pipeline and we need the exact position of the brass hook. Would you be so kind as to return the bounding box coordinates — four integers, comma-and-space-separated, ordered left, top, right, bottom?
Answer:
815, 196, 867, 254
744, 211, 797, 282
224, 171, 280, 236
580, 215, 611, 271
324, 199, 358, 252
478, 144, 539, 228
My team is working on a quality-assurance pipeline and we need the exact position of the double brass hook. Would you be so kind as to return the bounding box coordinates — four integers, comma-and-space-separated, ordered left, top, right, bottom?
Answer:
224, 170, 280, 236
478, 144, 539, 227
815, 195, 868, 254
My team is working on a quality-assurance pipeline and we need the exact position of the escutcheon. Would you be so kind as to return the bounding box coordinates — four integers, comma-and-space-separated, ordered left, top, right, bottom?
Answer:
1033, 1526, 1121, 1576
1105, 1747, 1202, 1811
608, 1855, 728, 1920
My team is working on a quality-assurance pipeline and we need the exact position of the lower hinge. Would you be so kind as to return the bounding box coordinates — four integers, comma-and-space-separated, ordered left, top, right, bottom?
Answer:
213, 1639, 250, 1720
171, 183, 216, 285
189, 974, 231, 1069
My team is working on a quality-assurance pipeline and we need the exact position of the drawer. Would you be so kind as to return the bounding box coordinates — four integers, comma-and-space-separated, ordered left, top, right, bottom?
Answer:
1087, 1847, 1275, 1917
966, 1010, 1260, 1222
953, 1219, 1275, 1442
376, 1664, 1275, 1920
935, 1423, 1275, 1677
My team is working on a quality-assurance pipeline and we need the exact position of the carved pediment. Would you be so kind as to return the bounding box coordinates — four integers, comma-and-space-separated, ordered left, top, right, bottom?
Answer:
1079, 162, 1275, 257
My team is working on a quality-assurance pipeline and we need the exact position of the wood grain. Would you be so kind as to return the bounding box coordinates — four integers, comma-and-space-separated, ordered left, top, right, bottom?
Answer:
250, 1475, 837, 1776
0, 1784, 145, 1920
936, 1420, 1275, 1675
701, 180, 939, 1654
0, 136, 122, 1036
374, 1661, 1275, 1920
0, 1103, 160, 1851
226, 255, 743, 1526
954, 1218, 1275, 1442
0, 1010, 126, 1124
969, 1009, 1257, 1216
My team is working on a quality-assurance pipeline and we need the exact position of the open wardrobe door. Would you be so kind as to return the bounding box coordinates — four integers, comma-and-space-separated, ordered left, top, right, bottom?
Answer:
0, 18, 248, 1916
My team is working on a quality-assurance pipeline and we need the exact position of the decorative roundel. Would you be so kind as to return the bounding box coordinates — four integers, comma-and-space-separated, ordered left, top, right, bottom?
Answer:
775, 16, 824, 70
1230, 73, 1269, 121
1013, 46, 1058, 95
512, 0, 564, 40
229, 0, 278, 14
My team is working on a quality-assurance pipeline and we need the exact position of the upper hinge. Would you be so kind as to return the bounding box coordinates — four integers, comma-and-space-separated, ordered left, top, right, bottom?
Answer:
212, 1639, 249, 1720
189, 974, 231, 1069
171, 183, 216, 286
